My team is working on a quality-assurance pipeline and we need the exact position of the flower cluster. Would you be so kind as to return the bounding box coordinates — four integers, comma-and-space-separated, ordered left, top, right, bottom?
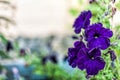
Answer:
68, 10, 113, 76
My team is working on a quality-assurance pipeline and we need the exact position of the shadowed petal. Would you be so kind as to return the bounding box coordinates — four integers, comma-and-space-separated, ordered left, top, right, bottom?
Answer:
68, 48, 76, 57
68, 48, 78, 68
84, 60, 99, 75
88, 48, 101, 58
68, 57, 77, 68
95, 57, 105, 70
77, 48, 89, 70
74, 41, 86, 49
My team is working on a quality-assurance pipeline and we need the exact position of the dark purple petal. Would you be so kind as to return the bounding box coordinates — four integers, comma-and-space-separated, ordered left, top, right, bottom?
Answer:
74, 26, 82, 34
84, 60, 99, 75
77, 55, 87, 70
68, 48, 76, 57
94, 23, 102, 28
68, 57, 77, 68
95, 57, 106, 70
87, 37, 110, 50
73, 10, 92, 34
88, 48, 101, 58
77, 48, 89, 70
84, 57, 105, 75
85, 28, 96, 41
100, 28, 113, 38
68, 45, 82, 68
74, 41, 86, 49
98, 37, 110, 50
87, 38, 100, 49
77, 63, 85, 70
81, 10, 92, 20
88, 23, 102, 30
68, 48, 78, 68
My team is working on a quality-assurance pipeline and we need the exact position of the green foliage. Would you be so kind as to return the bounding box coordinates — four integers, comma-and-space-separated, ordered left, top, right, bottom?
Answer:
69, 8, 79, 17
24, 53, 86, 80
102, 18, 111, 28
116, 0, 120, 10
0, 50, 10, 58
0, 34, 7, 44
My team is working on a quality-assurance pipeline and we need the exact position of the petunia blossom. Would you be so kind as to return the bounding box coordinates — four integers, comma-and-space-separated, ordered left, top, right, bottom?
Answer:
73, 10, 92, 34
77, 48, 105, 75
85, 23, 113, 50
68, 41, 86, 68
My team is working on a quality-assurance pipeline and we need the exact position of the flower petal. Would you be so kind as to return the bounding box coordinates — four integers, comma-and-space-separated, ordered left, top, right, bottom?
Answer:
87, 38, 100, 49
77, 48, 89, 70
99, 37, 110, 50
85, 28, 96, 41
84, 57, 105, 75
73, 10, 92, 34
68, 48, 76, 57
88, 48, 101, 58
68, 48, 78, 68
68, 57, 77, 68
84, 60, 99, 75
100, 28, 113, 38
95, 57, 105, 70
74, 41, 86, 49
87, 37, 110, 50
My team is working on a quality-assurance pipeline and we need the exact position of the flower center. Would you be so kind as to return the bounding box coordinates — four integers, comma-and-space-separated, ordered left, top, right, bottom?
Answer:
91, 57, 94, 60
94, 33, 99, 38
87, 53, 94, 60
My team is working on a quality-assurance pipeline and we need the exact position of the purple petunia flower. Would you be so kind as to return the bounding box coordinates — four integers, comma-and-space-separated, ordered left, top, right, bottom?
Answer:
68, 10, 114, 77
68, 42, 105, 75
77, 48, 105, 75
68, 41, 86, 68
73, 10, 92, 34
85, 23, 113, 50
68, 40, 105, 75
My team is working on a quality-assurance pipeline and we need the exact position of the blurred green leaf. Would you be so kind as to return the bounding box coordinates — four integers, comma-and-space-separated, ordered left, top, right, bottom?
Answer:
0, 34, 7, 44
102, 18, 111, 28
116, 1, 120, 10
69, 8, 79, 17
0, 50, 10, 58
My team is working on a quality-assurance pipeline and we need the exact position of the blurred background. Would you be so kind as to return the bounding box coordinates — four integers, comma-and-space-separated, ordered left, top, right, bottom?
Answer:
0, 0, 120, 80
0, 0, 86, 80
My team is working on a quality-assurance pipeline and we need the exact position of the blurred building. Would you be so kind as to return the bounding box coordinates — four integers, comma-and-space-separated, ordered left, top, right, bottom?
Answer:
17, 0, 71, 37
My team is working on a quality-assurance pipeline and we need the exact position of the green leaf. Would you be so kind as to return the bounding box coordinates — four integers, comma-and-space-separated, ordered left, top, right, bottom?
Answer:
69, 8, 79, 17
116, 1, 120, 10
102, 19, 111, 28
0, 50, 10, 58
0, 34, 7, 44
